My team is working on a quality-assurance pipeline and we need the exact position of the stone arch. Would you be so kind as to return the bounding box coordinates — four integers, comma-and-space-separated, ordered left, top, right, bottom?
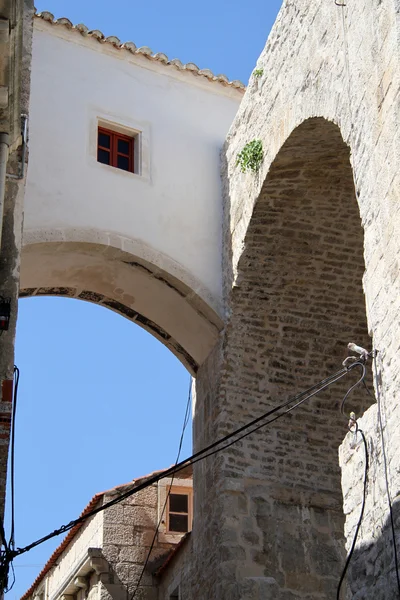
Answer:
216, 118, 373, 598
20, 231, 223, 374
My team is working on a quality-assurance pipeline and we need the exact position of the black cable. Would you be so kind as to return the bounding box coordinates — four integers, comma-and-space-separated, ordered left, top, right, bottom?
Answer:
0, 519, 10, 592
194, 366, 351, 463
336, 427, 368, 600
130, 379, 192, 599
130, 365, 348, 599
340, 361, 365, 417
6, 562, 15, 593
336, 354, 370, 599
9, 366, 19, 551
12, 362, 359, 559
373, 354, 400, 597
0, 366, 20, 594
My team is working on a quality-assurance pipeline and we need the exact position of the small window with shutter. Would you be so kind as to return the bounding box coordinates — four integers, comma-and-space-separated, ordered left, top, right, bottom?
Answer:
97, 127, 135, 173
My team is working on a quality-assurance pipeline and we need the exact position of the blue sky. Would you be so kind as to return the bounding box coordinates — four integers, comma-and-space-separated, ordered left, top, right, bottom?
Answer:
8, 1, 282, 598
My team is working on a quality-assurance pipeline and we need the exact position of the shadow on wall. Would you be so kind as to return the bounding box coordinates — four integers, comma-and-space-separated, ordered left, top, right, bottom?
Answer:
220, 139, 236, 304
348, 497, 400, 600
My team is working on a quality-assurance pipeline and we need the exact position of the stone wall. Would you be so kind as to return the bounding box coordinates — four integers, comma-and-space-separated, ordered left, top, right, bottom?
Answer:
0, 0, 34, 512
46, 511, 104, 599
101, 476, 192, 600
190, 0, 400, 597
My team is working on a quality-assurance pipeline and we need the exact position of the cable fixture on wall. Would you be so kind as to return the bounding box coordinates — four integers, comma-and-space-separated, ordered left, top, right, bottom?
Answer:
336, 349, 371, 600
0, 350, 375, 596
335, 2, 399, 595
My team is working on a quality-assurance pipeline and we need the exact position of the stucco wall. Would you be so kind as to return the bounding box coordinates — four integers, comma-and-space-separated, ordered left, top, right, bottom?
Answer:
20, 17, 242, 371
23, 18, 242, 315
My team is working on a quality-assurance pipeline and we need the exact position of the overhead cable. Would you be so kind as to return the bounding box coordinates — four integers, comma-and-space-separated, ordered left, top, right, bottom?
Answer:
8, 361, 361, 561
130, 378, 192, 598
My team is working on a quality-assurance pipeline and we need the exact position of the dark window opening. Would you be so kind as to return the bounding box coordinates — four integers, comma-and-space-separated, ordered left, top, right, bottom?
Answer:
168, 493, 190, 533
97, 127, 134, 173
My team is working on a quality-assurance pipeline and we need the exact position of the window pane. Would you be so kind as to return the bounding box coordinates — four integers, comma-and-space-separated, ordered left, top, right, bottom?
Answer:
98, 132, 111, 149
117, 138, 130, 154
169, 494, 188, 513
117, 155, 130, 171
169, 514, 188, 533
97, 148, 110, 165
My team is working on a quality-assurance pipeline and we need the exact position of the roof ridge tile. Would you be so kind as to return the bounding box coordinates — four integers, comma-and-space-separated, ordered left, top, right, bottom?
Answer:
34, 11, 245, 91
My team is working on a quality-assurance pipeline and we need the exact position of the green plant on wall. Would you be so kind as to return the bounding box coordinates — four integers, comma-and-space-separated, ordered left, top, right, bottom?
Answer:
253, 67, 264, 78
236, 139, 264, 173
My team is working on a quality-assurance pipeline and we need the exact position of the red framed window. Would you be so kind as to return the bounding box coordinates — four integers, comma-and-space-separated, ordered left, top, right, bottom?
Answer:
97, 127, 134, 173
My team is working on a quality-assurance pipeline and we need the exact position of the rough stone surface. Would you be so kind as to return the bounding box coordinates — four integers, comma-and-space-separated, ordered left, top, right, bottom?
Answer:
188, 0, 400, 597
3, 0, 400, 598
23, 476, 192, 600
0, 0, 34, 512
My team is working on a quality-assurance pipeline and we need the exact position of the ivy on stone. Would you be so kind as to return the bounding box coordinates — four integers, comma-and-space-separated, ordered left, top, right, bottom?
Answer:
236, 139, 264, 173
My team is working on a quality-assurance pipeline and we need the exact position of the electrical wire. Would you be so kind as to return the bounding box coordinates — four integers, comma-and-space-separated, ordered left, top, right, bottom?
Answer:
9, 366, 19, 552
373, 353, 400, 597
130, 364, 350, 599
339, 361, 365, 416
0, 366, 20, 594
0, 518, 10, 592
336, 353, 370, 599
130, 378, 192, 599
10, 362, 359, 561
336, 427, 368, 600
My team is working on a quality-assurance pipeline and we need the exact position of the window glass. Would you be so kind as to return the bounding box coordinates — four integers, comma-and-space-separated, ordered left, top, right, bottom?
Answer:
97, 127, 135, 173
169, 513, 188, 533
98, 132, 111, 149
97, 149, 110, 165
117, 139, 130, 154
170, 494, 188, 513
117, 155, 130, 171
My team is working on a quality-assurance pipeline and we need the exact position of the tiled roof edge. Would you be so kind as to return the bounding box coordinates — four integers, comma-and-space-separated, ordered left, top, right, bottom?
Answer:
20, 493, 104, 600
19, 467, 178, 600
34, 11, 246, 92
154, 532, 191, 577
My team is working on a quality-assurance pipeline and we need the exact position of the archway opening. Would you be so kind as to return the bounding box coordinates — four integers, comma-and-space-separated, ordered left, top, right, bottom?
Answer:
11, 295, 192, 600
19, 241, 223, 374
223, 118, 373, 597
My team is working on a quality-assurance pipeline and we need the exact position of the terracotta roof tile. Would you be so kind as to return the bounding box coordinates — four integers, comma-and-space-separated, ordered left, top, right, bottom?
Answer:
20, 466, 192, 600
20, 471, 159, 600
34, 11, 246, 91
19, 492, 104, 600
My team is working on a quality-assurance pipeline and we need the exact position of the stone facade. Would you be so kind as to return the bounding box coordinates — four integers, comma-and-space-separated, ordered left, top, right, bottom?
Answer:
190, 0, 399, 597
5, 0, 400, 598
22, 470, 193, 600
0, 0, 34, 511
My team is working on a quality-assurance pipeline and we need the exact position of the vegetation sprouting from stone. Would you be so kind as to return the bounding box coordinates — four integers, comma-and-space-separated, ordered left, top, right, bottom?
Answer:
253, 68, 264, 78
236, 139, 264, 173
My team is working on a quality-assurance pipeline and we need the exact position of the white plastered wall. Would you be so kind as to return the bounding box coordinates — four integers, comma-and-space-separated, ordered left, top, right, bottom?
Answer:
23, 20, 242, 316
